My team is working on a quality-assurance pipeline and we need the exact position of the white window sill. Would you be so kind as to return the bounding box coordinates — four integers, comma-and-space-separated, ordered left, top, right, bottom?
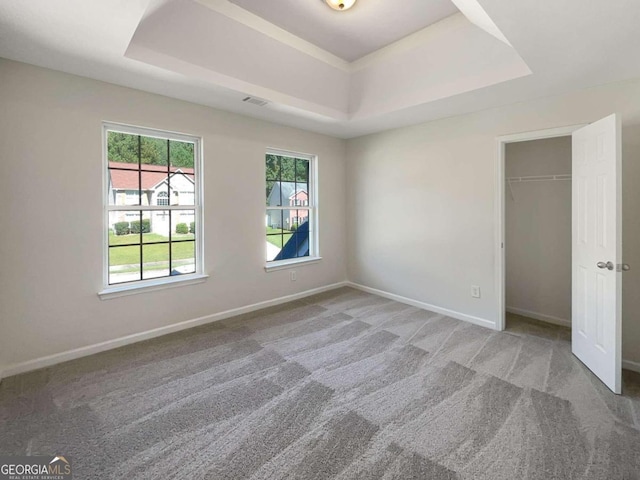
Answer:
98, 273, 209, 300
264, 257, 322, 272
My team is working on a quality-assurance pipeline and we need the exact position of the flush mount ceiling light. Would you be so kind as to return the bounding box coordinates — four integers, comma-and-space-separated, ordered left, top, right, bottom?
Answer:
324, 0, 357, 11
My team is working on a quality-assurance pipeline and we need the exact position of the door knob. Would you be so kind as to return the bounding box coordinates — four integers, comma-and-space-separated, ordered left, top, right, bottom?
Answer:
618, 264, 631, 272
597, 261, 614, 270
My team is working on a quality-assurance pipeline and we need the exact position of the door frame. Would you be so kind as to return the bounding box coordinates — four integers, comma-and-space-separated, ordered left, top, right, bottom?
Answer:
495, 124, 587, 331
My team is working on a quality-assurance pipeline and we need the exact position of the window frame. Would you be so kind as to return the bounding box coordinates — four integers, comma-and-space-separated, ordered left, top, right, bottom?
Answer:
99, 122, 207, 299
265, 148, 321, 271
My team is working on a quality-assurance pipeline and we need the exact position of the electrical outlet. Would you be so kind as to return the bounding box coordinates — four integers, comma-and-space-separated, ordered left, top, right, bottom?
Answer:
471, 285, 481, 298
290, 271, 297, 282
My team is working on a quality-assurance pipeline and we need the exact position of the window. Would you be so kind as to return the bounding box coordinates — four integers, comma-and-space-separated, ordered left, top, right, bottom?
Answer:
102, 123, 204, 294
265, 150, 318, 266
157, 191, 169, 206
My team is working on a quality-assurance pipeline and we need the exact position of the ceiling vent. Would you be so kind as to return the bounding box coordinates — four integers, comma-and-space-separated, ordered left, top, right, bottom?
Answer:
242, 96, 269, 107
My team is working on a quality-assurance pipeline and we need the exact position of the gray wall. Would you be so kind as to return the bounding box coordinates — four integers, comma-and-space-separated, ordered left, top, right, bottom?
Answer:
347, 78, 640, 365
505, 137, 572, 324
0, 59, 347, 373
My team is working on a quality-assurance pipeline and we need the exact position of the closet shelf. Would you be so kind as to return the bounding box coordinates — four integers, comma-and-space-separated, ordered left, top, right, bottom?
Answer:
506, 174, 572, 183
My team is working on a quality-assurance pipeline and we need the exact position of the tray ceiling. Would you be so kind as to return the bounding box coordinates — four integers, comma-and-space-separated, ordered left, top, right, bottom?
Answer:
126, 0, 530, 123
2, 0, 640, 138
227, 0, 459, 62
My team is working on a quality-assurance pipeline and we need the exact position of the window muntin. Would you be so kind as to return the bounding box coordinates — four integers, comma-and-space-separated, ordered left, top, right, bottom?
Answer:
265, 151, 317, 263
104, 124, 202, 287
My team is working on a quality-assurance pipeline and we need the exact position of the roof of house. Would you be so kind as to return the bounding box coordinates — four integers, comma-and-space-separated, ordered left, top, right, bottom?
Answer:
109, 161, 194, 190
289, 189, 308, 199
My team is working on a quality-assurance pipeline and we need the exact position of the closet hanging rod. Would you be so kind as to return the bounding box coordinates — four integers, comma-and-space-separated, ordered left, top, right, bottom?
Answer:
506, 174, 572, 183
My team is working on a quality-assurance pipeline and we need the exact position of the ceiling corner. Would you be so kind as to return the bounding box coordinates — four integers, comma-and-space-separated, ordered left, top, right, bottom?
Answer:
450, 0, 512, 46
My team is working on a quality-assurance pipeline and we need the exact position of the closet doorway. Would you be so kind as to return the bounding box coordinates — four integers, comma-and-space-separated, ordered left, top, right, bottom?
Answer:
504, 136, 573, 330
495, 118, 625, 394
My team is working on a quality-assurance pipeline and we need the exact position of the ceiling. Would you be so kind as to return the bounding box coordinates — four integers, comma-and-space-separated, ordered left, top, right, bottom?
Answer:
227, 0, 459, 62
0, 0, 639, 139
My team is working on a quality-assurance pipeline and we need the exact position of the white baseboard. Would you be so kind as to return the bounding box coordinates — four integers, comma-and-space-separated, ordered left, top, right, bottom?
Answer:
346, 282, 496, 330
3, 280, 638, 381
505, 306, 571, 328
0, 281, 348, 379
623, 359, 640, 374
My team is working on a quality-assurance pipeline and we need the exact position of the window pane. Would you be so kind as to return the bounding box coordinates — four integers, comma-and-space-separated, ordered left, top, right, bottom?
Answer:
140, 170, 168, 206
266, 154, 281, 181
107, 131, 139, 166
266, 234, 282, 262
172, 240, 195, 275
108, 163, 141, 206
268, 180, 287, 207
266, 209, 289, 261
142, 243, 170, 280
278, 214, 311, 261
109, 188, 140, 206
169, 172, 196, 206
280, 156, 296, 182
291, 209, 310, 231
141, 211, 169, 243
290, 184, 308, 209
296, 158, 309, 182
140, 136, 168, 166
109, 245, 141, 284
171, 210, 196, 238
266, 180, 276, 206
266, 209, 284, 230
109, 211, 141, 245
170, 210, 195, 274
292, 232, 310, 259
266, 232, 289, 262
170, 140, 195, 169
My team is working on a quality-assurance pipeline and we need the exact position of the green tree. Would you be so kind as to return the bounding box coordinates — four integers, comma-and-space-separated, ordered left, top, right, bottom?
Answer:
107, 132, 138, 164
107, 132, 195, 168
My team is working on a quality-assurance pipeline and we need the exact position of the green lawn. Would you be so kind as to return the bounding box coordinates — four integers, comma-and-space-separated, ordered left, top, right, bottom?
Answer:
266, 227, 293, 248
109, 233, 195, 267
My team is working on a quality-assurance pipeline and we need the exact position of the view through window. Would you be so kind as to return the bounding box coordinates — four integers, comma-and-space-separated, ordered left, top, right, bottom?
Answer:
265, 152, 315, 263
105, 125, 201, 285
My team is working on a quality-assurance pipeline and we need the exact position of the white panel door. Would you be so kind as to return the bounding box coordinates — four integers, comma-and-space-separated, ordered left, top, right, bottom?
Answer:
572, 114, 622, 394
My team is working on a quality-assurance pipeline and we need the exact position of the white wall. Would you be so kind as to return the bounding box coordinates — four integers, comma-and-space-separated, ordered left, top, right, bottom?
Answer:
505, 137, 572, 324
347, 78, 640, 364
349, 13, 530, 119
0, 59, 347, 374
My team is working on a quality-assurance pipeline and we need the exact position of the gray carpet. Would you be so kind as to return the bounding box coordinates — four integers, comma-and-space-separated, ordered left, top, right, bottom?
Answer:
1, 287, 639, 479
